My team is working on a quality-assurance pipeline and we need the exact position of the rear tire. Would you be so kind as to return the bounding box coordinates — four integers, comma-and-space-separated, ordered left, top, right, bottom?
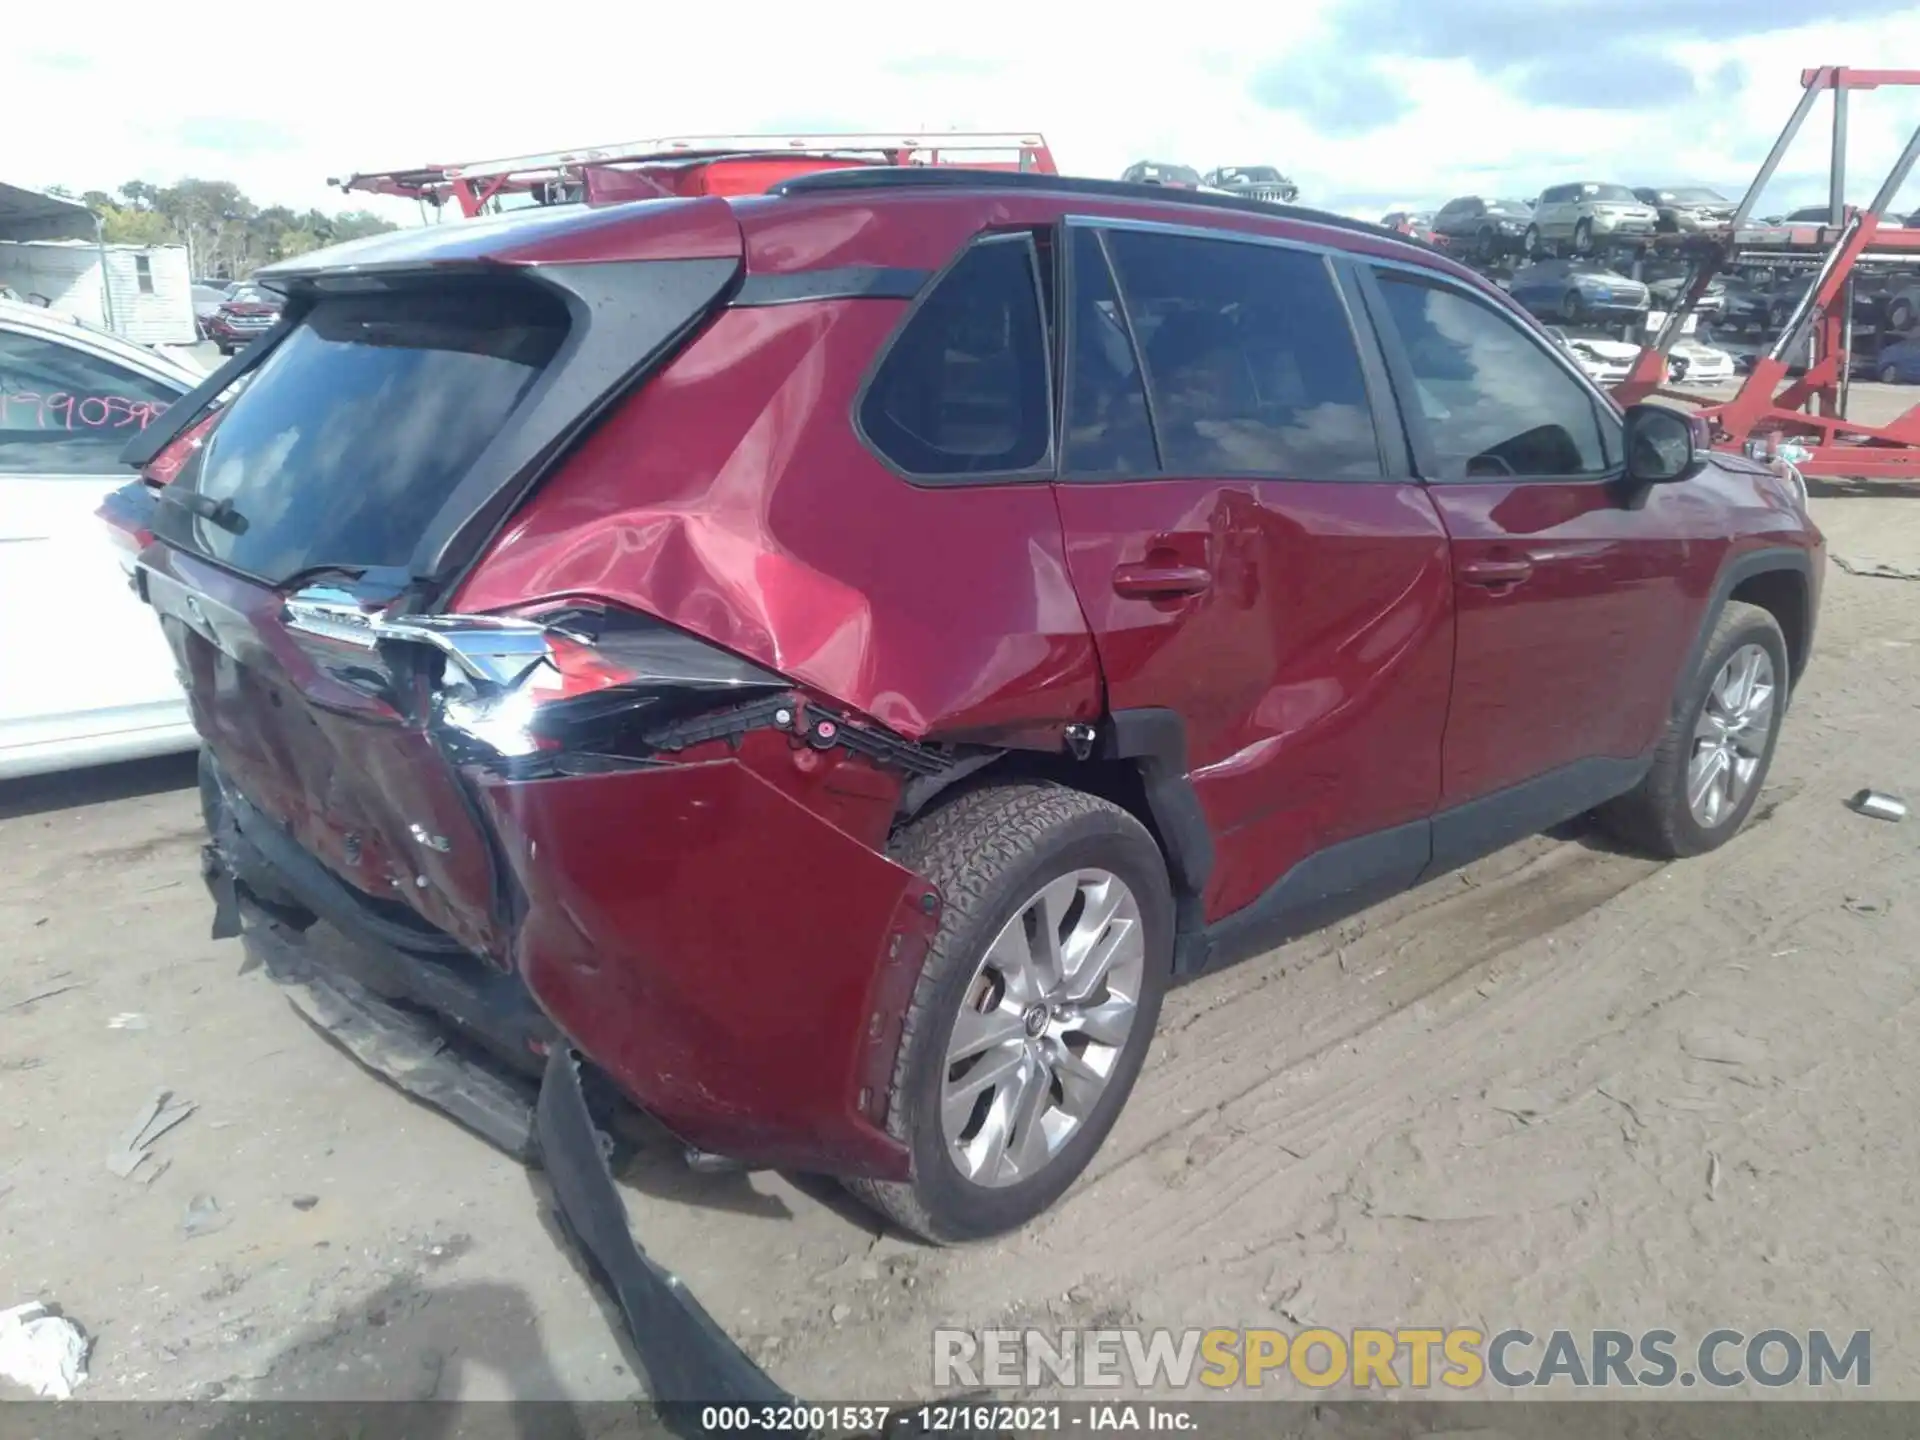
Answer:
1598, 601, 1789, 859
846, 783, 1173, 1244
1890, 300, 1914, 332
1882, 364, 1901, 384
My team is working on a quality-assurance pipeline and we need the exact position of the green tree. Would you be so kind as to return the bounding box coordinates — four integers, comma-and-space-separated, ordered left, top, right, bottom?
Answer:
68, 175, 400, 277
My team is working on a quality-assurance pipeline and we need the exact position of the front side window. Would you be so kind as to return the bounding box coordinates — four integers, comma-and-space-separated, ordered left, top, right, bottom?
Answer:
859, 235, 1052, 479
1101, 228, 1382, 480
1372, 275, 1610, 480
0, 329, 180, 476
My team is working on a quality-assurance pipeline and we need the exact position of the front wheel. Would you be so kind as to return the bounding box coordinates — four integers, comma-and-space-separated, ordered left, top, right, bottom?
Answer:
1598, 601, 1789, 859
1889, 299, 1914, 332
1573, 218, 1594, 253
1524, 225, 1543, 259
846, 783, 1173, 1243
1882, 363, 1901, 384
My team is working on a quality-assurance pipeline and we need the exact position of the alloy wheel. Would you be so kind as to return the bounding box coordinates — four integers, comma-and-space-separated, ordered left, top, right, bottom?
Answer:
1687, 643, 1776, 829
940, 869, 1145, 1188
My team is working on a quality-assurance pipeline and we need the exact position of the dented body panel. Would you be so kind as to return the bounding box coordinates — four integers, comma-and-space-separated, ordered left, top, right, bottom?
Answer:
483, 756, 938, 1176
451, 297, 1103, 742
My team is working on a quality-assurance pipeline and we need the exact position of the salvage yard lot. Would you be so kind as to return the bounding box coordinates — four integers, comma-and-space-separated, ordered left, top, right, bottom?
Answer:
4, 389, 1920, 1402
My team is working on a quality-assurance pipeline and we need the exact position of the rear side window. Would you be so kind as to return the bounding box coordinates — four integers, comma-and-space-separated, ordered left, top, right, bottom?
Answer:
159, 285, 566, 581
0, 329, 180, 477
1372, 275, 1608, 480
1102, 229, 1381, 479
859, 234, 1052, 479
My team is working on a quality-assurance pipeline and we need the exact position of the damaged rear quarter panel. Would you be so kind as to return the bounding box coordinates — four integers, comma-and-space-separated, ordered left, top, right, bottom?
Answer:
478, 757, 939, 1177
450, 298, 1101, 741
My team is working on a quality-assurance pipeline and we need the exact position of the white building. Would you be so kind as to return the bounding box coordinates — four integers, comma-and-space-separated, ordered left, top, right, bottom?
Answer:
0, 181, 197, 345
0, 239, 195, 345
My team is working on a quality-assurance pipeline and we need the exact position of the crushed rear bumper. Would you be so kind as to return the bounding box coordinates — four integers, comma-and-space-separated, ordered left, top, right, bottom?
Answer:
535, 1045, 792, 1406
217, 884, 792, 1407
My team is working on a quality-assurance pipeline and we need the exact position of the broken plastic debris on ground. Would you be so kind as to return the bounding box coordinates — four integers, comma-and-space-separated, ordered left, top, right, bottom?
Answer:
104, 1087, 195, 1183
0, 1302, 90, 1400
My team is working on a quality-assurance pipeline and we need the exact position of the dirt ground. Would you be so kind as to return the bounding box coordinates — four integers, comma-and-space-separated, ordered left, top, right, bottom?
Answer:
4, 387, 1919, 1406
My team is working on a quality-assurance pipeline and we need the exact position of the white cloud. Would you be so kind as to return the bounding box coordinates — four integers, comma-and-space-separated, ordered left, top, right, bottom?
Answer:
9, 0, 1920, 225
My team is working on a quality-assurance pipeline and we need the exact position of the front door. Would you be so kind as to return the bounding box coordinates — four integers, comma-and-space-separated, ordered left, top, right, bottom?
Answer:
0, 323, 189, 767
1048, 222, 1457, 927
1355, 265, 1711, 859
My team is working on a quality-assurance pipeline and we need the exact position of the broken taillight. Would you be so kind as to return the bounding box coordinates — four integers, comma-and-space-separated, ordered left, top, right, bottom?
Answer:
432, 601, 791, 760
281, 589, 789, 762
96, 479, 160, 583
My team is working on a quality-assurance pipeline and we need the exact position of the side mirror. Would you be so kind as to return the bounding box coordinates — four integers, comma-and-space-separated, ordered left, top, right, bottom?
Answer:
1623, 402, 1711, 484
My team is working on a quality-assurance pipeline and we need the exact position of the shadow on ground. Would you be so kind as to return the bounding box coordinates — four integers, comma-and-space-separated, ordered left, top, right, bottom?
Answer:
0, 751, 199, 822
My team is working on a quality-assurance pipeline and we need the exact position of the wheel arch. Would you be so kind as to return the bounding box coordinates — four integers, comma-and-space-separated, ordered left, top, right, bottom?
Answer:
893, 709, 1214, 963
1675, 547, 1815, 716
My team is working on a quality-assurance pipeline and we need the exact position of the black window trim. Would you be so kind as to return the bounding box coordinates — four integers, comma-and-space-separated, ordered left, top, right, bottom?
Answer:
1056, 223, 1163, 480
1352, 256, 1627, 488
849, 228, 1059, 489
1053, 212, 1405, 486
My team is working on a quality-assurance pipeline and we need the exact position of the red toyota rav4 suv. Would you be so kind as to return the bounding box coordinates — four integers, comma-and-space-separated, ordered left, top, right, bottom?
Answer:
123, 170, 1822, 1254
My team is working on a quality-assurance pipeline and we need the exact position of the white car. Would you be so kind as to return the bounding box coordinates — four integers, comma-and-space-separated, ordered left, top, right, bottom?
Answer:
0, 299, 206, 780
1669, 339, 1736, 384
1544, 327, 1641, 384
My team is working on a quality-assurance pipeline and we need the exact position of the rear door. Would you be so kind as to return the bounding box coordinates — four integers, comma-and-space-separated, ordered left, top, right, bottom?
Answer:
0, 320, 190, 766
1049, 221, 1456, 925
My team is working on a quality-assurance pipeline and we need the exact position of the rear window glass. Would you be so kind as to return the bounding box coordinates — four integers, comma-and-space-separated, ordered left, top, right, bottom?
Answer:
859, 235, 1052, 478
158, 285, 566, 581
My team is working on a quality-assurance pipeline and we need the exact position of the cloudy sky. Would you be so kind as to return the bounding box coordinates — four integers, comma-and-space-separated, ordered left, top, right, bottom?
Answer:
11, 0, 1920, 225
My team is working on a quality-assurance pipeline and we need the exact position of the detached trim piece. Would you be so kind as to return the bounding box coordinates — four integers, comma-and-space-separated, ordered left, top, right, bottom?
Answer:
535, 1047, 792, 1407
733, 266, 927, 306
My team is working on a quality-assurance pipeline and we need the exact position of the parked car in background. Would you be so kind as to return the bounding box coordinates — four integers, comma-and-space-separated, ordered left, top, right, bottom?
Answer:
1430, 196, 1533, 258
190, 283, 230, 335
1201, 166, 1299, 203
0, 296, 203, 779
1120, 161, 1202, 188
1779, 205, 1903, 228
1543, 326, 1639, 384
1380, 210, 1437, 241
1508, 259, 1651, 323
120, 170, 1823, 1265
1633, 186, 1737, 234
1669, 338, 1737, 384
203, 282, 283, 354
1867, 337, 1920, 383
1723, 270, 1884, 335
1880, 284, 1920, 334
1646, 271, 1728, 318
1526, 182, 1661, 255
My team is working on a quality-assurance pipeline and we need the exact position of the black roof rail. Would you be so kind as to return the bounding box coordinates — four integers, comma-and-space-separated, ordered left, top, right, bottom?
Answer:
767, 166, 1445, 255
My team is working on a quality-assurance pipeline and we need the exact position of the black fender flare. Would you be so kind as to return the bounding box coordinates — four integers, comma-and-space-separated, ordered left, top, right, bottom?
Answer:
1669, 545, 1814, 721
1102, 709, 1214, 965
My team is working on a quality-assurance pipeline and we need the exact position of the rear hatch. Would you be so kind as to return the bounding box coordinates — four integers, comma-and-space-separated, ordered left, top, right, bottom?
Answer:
134, 200, 745, 960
